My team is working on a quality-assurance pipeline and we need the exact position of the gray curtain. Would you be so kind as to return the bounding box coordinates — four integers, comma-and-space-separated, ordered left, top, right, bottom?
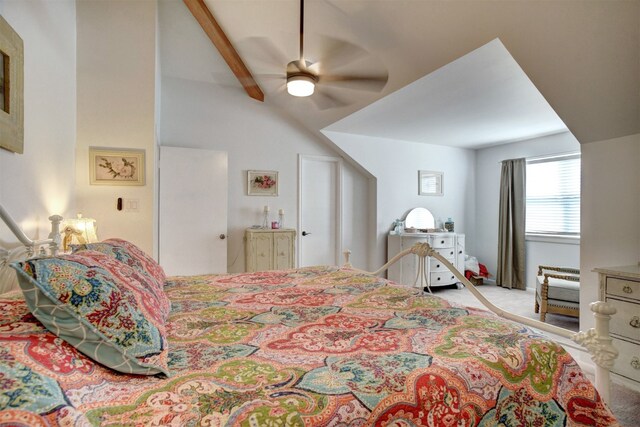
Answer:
496, 158, 526, 290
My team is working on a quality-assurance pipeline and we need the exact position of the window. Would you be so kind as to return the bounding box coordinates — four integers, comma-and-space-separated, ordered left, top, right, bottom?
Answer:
526, 153, 580, 236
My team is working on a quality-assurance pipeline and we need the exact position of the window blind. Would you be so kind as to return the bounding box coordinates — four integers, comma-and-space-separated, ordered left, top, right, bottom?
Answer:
526, 154, 580, 236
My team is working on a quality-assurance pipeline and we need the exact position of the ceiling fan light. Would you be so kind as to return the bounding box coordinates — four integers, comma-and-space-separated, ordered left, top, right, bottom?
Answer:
287, 75, 315, 97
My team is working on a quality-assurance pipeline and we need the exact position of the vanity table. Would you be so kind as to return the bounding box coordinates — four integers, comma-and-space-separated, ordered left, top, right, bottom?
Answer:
387, 208, 465, 289
388, 232, 465, 288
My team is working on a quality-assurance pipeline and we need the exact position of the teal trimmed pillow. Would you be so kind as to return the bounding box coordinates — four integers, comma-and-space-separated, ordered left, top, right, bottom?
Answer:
72, 238, 169, 320
11, 251, 170, 376
72, 238, 165, 285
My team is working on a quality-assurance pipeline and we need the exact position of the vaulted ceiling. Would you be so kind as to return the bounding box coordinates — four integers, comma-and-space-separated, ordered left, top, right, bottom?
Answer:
164, 0, 639, 146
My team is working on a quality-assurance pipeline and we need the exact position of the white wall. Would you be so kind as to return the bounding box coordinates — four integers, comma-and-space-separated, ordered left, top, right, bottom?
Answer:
157, 0, 370, 272
324, 131, 476, 268
474, 131, 580, 285
159, 77, 369, 272
0, 1, 76, 244
75, 0, 157, 255
580, 133, 640, 329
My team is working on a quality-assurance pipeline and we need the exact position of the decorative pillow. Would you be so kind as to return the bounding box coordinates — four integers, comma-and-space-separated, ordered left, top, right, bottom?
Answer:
11, 251, 170, 376
72, 238, 166, 286
72, 238, 168, 319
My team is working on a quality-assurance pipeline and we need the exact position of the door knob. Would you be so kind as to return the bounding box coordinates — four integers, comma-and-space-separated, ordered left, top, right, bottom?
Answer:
219, 234, 226, 240
302, 231, 311, 236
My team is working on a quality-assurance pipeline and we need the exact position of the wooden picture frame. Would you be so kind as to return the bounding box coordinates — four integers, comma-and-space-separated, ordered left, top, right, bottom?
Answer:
247, 170, 278, 196
0, 15, 24, 154
419, 170, 443, 196
89, 148, 145, 186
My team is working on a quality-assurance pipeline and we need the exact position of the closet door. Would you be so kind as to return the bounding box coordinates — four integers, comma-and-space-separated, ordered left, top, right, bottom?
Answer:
159, 146, 228, 275
299, 155, 342, 266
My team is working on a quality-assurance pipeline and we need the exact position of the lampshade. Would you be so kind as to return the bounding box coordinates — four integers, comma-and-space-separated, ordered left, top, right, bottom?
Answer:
62, 214, 98, 252
287, 74, 315, 97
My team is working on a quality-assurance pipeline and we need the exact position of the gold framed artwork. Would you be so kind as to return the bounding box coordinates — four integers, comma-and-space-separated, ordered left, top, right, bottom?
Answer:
0, 15, 24, 154
89, 148, 145, 186
247, 170, 278, 196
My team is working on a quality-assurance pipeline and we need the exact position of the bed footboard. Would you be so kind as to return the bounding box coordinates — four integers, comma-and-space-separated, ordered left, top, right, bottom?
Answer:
344, 242, 618, 403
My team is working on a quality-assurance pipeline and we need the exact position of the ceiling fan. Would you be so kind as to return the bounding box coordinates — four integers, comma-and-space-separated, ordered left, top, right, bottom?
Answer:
253, 0, 389, 109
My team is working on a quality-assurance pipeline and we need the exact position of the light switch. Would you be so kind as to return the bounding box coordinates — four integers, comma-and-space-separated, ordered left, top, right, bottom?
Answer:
124, 198, 140, 212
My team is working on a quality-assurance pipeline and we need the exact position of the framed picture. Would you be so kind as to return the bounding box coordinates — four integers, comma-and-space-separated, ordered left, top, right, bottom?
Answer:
419, 170, 443, 196
247, 170, 278, 196
0, 15, 24, 154
89, 148, 145, 186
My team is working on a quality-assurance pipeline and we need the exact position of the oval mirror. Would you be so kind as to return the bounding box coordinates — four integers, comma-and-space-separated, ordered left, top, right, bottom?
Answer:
404, 207, 435, 230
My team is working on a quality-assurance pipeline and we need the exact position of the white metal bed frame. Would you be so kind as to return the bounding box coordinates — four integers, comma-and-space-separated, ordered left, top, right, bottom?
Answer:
343, 244, 619, 404
0, 204, 619, 404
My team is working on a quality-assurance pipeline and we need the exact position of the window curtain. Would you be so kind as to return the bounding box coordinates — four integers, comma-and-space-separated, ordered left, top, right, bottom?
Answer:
497, 158, 526, 290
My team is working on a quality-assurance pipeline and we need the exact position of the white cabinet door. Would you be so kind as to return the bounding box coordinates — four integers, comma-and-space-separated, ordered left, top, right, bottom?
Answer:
159, 147, 228, 275
274, 232, 294, 270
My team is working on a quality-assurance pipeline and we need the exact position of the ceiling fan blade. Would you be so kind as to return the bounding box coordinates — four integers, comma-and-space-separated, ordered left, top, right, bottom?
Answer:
319, 73, 389, 92
241, 36, 290, 68
309, 36, 370, 75
309, 87, 349, 110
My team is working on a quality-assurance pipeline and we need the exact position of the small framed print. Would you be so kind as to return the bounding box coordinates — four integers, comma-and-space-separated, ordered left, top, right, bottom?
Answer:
89, 148, 145, 186
419, 170, 443, 196
247, 170, 278, 196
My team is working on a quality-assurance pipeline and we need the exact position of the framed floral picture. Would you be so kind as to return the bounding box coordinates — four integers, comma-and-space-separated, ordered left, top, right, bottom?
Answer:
247, 170, 278, 196
89, 148, 145, 186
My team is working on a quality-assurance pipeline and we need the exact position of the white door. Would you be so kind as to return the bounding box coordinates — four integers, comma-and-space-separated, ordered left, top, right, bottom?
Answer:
159, 146, 228, 275
298, 155, 341, 266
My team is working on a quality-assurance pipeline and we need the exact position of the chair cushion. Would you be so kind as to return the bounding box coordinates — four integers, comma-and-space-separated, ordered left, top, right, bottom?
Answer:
536, 275, 580, 302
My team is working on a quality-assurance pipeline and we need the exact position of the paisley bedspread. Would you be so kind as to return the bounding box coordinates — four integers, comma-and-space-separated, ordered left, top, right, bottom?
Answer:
0, 266, 618, 426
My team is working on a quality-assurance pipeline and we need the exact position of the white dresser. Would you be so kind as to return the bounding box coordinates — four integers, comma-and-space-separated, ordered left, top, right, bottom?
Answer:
594, 265, 640, 390
388, 232, 465, 288
245, 228, 296, 272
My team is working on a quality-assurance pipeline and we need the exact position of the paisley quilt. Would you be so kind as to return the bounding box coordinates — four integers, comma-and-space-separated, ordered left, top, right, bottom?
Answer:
0, 266, 618, 426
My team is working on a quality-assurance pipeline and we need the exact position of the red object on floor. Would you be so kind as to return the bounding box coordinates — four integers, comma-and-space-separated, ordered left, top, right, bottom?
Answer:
465, 263, 491, 280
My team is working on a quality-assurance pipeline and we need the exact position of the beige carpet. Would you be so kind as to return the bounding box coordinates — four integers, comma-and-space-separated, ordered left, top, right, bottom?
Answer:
431, 283, 640, 427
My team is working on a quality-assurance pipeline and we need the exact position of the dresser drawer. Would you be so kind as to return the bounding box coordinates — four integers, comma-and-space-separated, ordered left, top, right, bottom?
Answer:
607, 277, 640, 302
434, 247, 456, 259
608, 298, 640, 342
429, 235, 455, 249
429, 256, 455, 272
612, 338, 640, 383
430, 271, 456, 286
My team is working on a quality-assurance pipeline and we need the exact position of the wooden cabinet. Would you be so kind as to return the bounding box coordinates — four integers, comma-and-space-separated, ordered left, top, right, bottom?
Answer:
594, 265, 640, 390
388, 232, 465, 288
245, 228, 296, 272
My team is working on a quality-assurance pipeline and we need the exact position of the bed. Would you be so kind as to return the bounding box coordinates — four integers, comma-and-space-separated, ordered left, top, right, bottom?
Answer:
0, 205, 621, 426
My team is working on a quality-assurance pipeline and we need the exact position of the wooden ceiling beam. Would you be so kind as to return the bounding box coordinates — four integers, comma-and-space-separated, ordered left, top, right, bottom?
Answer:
183, 0, 264, 102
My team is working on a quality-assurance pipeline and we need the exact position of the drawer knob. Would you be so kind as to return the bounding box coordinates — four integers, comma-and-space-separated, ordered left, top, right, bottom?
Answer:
623, 285, 633, 294
630, 316, 640, 329
632, 357, 640, 370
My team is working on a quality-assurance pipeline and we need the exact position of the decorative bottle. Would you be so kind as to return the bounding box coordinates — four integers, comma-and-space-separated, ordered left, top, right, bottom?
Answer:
444, 217, 454, 232
262, 206, 270, 229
